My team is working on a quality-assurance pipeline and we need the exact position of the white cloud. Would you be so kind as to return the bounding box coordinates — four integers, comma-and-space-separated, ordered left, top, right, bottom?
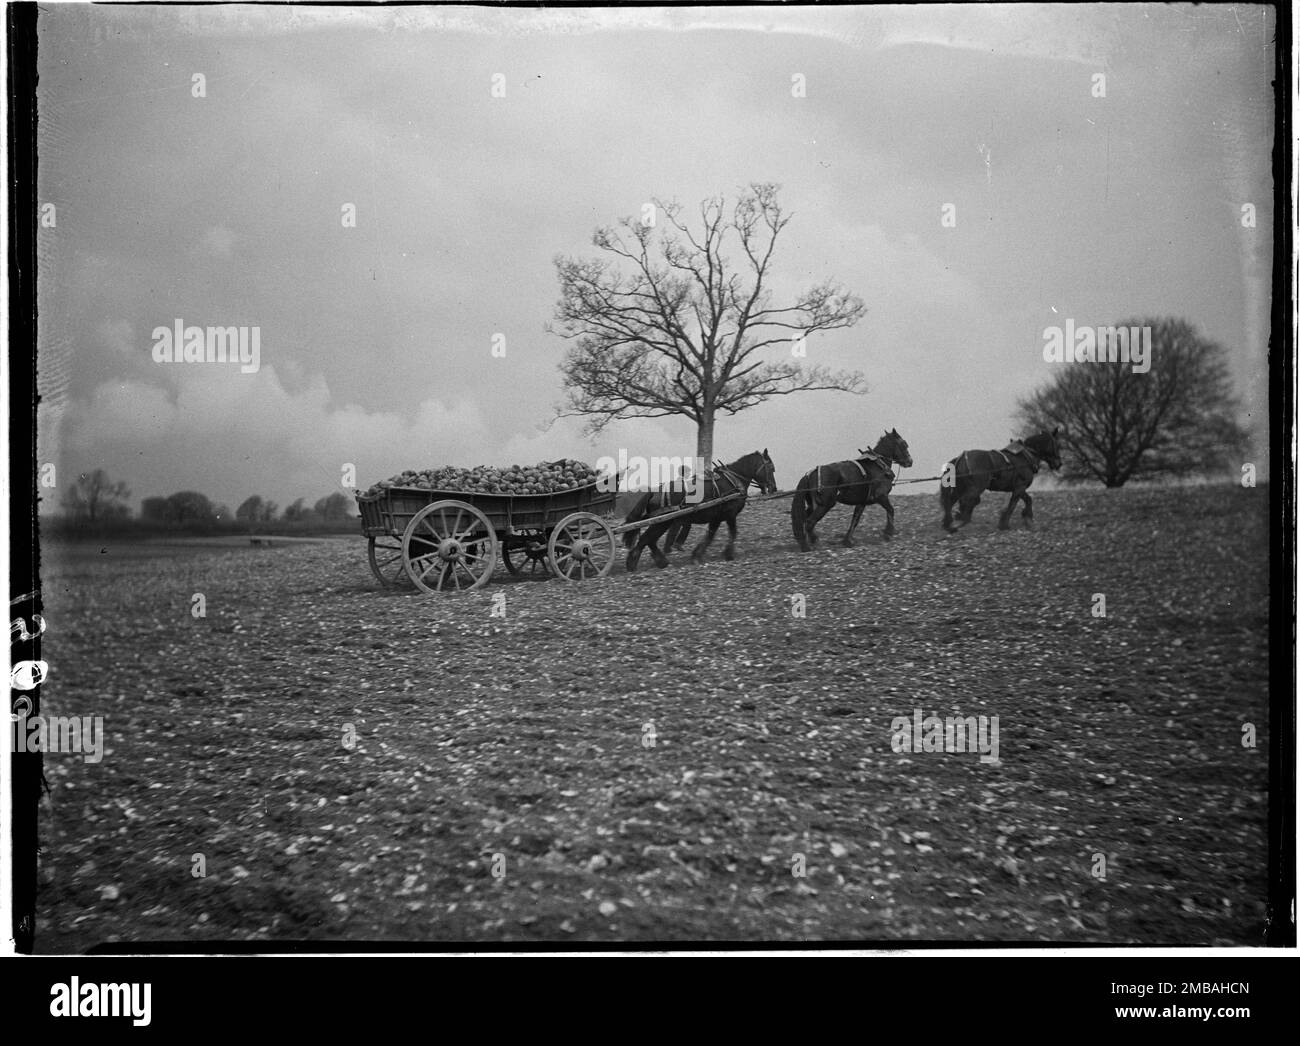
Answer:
198, 225, 236, 259
96, 319, 137, 356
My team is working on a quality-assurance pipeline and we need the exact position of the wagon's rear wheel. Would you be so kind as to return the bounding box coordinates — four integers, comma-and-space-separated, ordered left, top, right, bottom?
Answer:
368, 536, 413, 588
402, 500, 498, 593
548, 512, 616, 581
502, 534, 550, 578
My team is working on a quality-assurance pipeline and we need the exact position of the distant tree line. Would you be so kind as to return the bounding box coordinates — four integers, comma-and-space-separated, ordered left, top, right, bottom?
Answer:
52, 470, 357, 537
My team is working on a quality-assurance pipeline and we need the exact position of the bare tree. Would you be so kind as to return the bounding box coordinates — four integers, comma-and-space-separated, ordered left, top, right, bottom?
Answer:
60, 469, 131, 523
550, 183, 866, 460
1017, 317, 1249, 487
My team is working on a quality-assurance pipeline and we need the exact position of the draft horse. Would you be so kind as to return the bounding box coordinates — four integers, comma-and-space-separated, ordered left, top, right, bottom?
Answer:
939, 429, 1062, 531
791, 429, 913, 552
623, 449, 777, 571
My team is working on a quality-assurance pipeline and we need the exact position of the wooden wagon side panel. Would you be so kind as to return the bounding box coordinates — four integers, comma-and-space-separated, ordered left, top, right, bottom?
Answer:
356, 479, 618, 539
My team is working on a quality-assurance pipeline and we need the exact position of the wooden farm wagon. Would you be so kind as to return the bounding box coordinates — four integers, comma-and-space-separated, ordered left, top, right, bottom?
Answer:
356, 474, 752, 594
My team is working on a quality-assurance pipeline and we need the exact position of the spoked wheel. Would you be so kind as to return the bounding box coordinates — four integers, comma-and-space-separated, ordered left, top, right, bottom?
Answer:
548, 512, 616, 581
502, 534, 551, 578
402, 500, 498, 593
368, 536, 413, 588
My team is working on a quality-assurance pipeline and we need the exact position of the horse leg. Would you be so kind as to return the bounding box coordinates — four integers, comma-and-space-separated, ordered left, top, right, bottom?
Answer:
879, 495, 897, 540
1020, 491, 1034, 527
806, 497, 833, 546
625, 534, 644, 572
721, 517, 738, 561
957, 492, 981, 527
672, 524, 691, 551
648, 522, 672, 567
843, 503, 866, 547
691, 521, 722, 564
629, 522, 670, 569
999, 488, 1021, 530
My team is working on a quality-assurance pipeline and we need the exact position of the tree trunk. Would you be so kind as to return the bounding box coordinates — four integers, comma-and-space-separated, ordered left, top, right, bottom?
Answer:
696, 412, 715, 465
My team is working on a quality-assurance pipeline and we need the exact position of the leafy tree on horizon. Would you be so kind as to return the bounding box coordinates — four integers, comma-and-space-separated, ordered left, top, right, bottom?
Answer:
236, 495, 279, 524
165, 491, 217, 526
1016, 317, 1250, 487
313, 491, 352, 520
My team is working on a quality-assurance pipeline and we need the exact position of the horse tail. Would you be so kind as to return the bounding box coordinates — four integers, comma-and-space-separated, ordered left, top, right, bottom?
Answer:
622, 492, 655, 548
791, 471, 814, 551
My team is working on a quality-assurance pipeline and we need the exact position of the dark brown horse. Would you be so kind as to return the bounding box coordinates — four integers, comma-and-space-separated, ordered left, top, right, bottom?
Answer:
623, 450, 776, 570
653, 461, 772, 553
791, 429, 913, 552
939, 429, 1062, 531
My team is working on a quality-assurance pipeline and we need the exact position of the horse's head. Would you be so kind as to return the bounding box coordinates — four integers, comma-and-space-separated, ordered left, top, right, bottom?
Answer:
873, 428, 913, 469
756, 448, 778, 495
725, 449, 777, 495
1028, 428, 1063, 470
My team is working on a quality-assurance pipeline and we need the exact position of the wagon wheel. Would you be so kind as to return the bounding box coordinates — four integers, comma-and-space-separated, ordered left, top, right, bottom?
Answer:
502, 534, 550, 578
548, 512, 616, 581
402, 500, 499, 593
368, 536, 413, 588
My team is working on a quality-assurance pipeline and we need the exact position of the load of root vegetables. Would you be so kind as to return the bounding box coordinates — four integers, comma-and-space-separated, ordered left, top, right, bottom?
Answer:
361, 459, 602, 498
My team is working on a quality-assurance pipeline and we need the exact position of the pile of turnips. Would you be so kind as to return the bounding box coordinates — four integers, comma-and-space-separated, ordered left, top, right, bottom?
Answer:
360, 459, 604, 498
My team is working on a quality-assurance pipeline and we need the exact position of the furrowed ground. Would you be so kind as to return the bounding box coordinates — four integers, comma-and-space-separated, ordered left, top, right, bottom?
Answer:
34, 483, 1271, 949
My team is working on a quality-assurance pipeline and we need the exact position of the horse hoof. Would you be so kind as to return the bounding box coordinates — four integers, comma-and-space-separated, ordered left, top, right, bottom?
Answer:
722, 548, 735, 561
625, 553, 639, 572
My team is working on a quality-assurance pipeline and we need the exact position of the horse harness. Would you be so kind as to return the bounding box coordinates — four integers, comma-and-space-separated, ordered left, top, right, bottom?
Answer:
695, 462, 751, 501
808, 450, 893, 496
966, 443, 1041, 477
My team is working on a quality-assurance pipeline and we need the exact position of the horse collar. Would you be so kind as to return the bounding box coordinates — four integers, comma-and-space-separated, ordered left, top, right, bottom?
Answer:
715, 465, 747, 494
1004, 443, 1041, 472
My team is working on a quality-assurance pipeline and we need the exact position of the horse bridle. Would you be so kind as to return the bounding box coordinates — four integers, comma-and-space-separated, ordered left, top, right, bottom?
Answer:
1011, 437, 1060, 472
713, 458, 773, 497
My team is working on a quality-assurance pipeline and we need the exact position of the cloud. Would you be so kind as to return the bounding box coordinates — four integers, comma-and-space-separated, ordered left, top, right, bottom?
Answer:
198, 225, 236, 259
57, 363, 678, 511
96, 319, 137, 356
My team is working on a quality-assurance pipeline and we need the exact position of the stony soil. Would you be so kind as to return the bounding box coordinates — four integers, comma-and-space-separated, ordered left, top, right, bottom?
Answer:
32, 483, 1272, 949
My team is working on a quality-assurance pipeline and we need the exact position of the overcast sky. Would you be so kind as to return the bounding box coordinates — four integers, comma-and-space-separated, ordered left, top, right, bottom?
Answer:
35, 3, 1275, 513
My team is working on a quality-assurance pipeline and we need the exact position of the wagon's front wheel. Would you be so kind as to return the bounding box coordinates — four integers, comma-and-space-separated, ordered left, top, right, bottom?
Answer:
368, 536, 413, 588
402, 500, 498, 593
548, 512, 616, 581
